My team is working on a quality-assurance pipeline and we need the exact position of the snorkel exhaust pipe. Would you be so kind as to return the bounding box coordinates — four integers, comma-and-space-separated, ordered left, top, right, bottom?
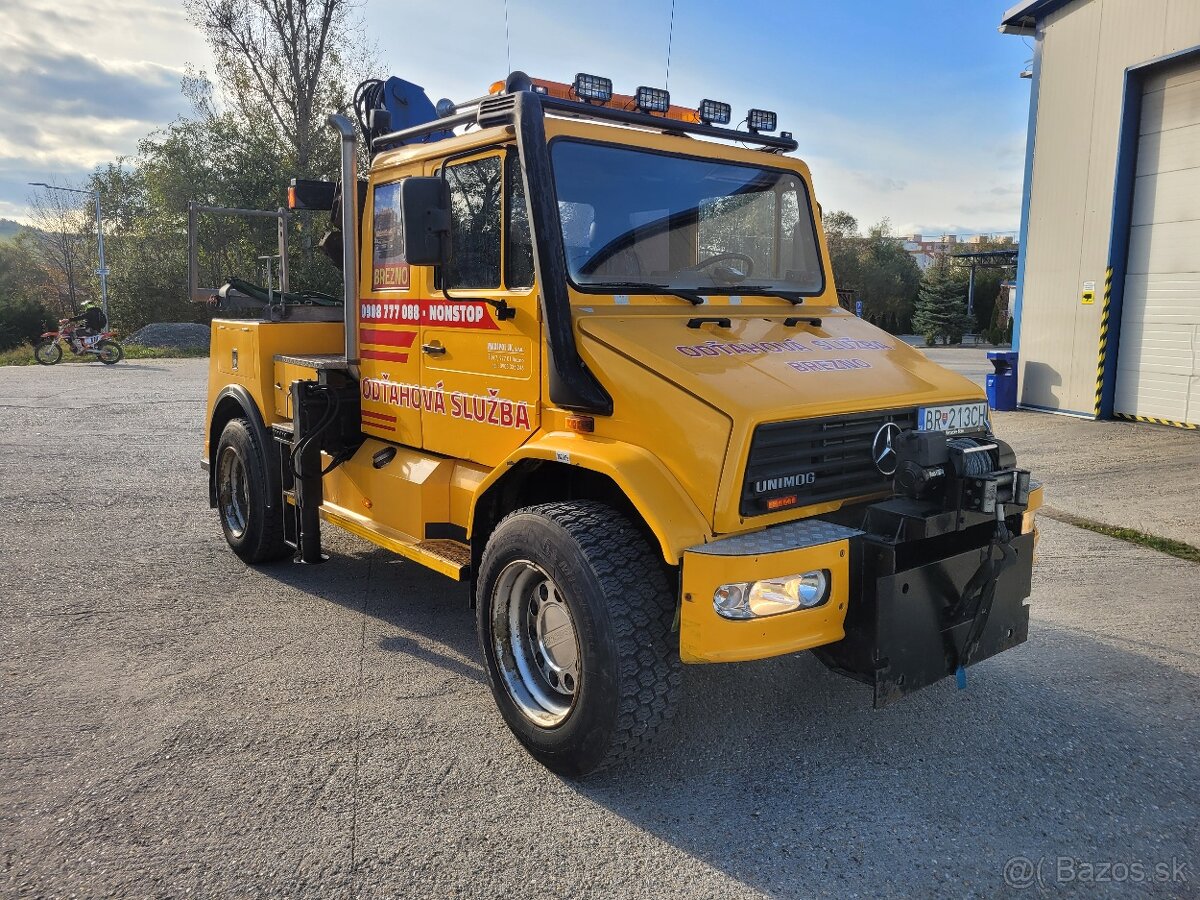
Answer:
326, 113, 360, 379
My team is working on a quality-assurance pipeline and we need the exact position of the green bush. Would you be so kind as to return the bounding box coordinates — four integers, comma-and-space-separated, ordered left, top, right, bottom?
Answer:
0, 299, 54, 351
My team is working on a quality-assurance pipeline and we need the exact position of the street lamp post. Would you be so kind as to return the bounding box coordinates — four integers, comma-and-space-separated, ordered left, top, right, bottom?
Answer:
28, 182, 109, 327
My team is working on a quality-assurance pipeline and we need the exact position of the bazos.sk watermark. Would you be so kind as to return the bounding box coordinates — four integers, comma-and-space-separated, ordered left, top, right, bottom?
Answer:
1003, 855, 1191, 890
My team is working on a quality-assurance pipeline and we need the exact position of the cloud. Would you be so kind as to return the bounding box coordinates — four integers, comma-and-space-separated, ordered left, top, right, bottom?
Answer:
0, 0, 208, 221
0, 40, 183, 124
853, 172, 908, 194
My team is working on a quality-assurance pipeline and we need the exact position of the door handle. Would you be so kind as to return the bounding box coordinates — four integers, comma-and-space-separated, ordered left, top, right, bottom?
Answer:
421, 343, 446, 356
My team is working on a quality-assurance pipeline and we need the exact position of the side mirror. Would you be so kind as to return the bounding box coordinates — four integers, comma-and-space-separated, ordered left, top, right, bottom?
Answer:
400, 177, 451, 266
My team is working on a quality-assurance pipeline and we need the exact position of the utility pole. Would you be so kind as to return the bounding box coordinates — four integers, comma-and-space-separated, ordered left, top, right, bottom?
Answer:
28, 182, 109, 327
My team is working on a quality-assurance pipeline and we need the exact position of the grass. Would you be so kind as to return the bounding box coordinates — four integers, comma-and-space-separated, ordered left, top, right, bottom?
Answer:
1042, 507, 1200, 564
0, 342, 209, 366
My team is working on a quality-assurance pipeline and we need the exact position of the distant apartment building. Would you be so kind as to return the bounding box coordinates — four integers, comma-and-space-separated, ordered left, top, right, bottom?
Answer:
901, 233, 1017, 270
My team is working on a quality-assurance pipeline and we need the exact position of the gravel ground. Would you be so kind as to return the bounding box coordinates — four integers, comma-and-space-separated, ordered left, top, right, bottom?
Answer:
1, 359, 1197, 899
126, 323, 212, 351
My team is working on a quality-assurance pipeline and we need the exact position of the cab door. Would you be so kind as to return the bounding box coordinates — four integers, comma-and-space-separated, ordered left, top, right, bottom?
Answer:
359, 172, 423, 446
419, 149, 541, 467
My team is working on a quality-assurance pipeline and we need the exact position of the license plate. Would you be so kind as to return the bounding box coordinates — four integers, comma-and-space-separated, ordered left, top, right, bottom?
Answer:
917, 401, 989, 435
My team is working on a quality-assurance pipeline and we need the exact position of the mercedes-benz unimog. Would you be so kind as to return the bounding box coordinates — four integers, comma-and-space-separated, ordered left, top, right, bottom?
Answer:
202, 72, 1041, 775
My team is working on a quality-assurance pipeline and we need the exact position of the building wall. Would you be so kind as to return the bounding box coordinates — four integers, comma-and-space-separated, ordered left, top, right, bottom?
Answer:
1018, 0, 1200, 413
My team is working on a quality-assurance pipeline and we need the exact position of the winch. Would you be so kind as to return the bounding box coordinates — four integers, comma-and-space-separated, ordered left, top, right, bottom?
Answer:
892, 430, 1031, 514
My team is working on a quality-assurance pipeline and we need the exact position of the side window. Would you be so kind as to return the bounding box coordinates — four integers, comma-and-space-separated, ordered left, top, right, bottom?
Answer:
558, 200, 596, 271
444, 156, 502, 290
371, 180, 409, 291
779, 179, 821, 289
506, 153, 535, 289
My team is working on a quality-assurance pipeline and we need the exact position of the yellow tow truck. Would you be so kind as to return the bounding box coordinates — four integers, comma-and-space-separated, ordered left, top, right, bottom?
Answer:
202, 72, 1042, 774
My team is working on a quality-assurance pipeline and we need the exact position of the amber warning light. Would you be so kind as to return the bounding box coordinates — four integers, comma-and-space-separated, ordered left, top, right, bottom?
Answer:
288, 178, 336, 211
491, 73, 710, 126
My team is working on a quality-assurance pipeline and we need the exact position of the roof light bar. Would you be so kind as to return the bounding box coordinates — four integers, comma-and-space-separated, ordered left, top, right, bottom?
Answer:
634, 86, 670, 114
698, 99, 732, 125
747, 108, 778, 133
572, 73, 613, 103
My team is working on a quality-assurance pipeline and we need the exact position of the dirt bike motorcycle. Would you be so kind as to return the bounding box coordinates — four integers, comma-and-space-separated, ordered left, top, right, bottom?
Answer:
35, 320, 124, 365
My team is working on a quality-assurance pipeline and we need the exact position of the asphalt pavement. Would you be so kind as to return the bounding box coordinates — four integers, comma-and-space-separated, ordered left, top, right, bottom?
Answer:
1, 359, 1197, 898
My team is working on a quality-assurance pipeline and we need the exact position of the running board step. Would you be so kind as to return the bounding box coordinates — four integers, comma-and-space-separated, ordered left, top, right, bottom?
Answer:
318, 503, 471, 580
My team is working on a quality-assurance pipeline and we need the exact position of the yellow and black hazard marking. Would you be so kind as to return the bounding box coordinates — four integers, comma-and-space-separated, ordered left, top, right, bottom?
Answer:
1113, 412, 1199, 430
1093, 267, 1113, 417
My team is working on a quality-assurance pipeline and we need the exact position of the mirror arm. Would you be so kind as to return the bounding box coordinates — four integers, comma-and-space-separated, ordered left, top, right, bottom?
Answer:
441, 284, 516, 321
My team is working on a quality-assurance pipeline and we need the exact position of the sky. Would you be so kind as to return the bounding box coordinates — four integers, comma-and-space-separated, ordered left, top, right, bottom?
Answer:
0, 0, 1035, 237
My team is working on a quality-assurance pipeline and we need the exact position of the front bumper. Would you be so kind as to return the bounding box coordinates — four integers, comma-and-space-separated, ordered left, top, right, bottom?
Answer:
680, 488, 1041, 704
680, 520, 858, 663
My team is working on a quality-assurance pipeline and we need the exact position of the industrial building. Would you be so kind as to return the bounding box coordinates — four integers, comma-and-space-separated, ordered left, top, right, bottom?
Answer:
1001, 0, 1200, 428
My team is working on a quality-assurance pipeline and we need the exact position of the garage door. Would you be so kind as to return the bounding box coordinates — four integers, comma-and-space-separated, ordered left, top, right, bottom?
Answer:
1114, 58, 1200, 426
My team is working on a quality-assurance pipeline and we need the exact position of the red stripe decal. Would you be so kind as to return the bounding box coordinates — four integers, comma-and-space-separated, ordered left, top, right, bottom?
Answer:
360, 328, 418, 348
366, 422, 396, 432
362, 349, 411, 363
362, 409, 397, 423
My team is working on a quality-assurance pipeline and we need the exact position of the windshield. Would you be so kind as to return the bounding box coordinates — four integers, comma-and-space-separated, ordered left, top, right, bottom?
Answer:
550, 140, 824, 295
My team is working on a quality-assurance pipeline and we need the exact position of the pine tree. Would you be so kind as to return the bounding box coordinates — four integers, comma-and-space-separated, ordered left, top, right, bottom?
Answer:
912, 262, 973, 345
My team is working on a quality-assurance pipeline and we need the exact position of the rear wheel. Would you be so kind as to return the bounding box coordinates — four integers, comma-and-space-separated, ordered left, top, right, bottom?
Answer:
34, 340, 62, 365
215, 417, 290, 563
477, 501, 682, 775
97, 340, 123, 364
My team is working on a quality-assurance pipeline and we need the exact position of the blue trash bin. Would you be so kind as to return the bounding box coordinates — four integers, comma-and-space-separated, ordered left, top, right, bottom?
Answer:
985, 350, 1018, 411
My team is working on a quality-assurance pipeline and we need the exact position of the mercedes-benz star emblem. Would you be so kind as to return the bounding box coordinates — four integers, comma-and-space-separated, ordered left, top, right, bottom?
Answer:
872, 422, 902, 476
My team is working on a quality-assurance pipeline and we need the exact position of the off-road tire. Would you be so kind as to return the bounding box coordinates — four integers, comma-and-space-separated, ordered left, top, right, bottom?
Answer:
476, 501, 682, 776
34, 340, 62, 365
97, 340, 123, 364
215, 417, 290, 564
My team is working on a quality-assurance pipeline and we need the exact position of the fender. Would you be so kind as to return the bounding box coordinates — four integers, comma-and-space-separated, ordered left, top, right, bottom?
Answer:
470, 432, 711, 563
207, 383, 279, 510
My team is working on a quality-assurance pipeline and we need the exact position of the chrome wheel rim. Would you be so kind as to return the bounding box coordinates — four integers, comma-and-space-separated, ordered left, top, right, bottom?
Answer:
217, 445, 250, 539
98, 343, 119, 363
491, 560, 580, 727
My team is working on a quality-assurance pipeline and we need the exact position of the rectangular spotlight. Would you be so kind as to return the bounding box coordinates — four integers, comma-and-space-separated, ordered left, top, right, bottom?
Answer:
572, 73, 613, 103
698, 99, 732, 125
747, 108, 778, 133
635, 86, 671, 114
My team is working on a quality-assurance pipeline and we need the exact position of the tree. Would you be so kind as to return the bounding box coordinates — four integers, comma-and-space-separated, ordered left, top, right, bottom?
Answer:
945, 236, 1017, 332
821, 211, 921, 332
912, 260, 974, 345
185, 0, 355, 178
26, 187, 97, 316
0, 236, 56, 349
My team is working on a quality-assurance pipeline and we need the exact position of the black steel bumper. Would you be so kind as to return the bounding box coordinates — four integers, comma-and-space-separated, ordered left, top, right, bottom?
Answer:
816, 525, 1034, 707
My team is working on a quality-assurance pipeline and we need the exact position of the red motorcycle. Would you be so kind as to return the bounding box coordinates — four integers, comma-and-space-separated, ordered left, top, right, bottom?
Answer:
35, 320, 124, 365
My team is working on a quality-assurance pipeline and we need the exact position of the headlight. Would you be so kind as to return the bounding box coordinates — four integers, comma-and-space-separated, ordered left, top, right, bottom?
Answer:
714, 570, 830, 619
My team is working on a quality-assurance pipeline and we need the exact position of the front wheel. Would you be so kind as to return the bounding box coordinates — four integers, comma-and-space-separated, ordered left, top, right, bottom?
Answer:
96, 340, 123, 365
34, 340, 62, 365
477, 501, 682, 776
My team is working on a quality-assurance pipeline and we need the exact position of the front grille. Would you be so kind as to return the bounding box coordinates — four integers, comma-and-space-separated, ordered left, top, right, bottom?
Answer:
741, 408, 917, 516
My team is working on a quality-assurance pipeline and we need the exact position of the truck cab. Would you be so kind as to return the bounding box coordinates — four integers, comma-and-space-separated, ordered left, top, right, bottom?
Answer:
204, 73, 1041, 775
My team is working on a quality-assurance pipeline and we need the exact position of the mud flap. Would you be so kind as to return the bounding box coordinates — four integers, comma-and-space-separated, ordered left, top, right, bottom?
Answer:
816, 531, 1034, 707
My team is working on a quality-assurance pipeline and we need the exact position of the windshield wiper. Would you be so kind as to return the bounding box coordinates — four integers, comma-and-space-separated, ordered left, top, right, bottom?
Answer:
597, 282, 704, 306
727, 286, 805, 305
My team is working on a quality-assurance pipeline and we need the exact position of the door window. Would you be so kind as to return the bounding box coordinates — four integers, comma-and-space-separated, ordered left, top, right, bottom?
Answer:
444, 156, 503, 290
371, 180, 410, 291
506, 152, 535, 289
